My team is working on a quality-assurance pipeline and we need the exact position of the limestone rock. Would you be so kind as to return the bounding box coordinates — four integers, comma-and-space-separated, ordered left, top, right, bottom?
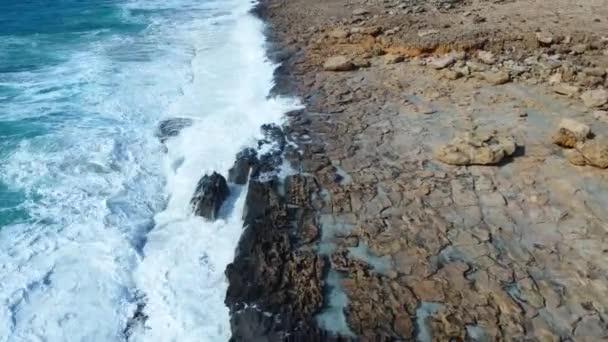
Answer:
429, 55, 456, 69
581, 89, 608, 108
482, 70, 511, 85
565, 149, 587, 166
578, 137, 608, 168
328, 28, 349, 39
323, 56, 355, 71
434, 131, 517, 165
191, 172, 230, 220
553, 84, 579, 97
536, 32, 554, 45
552, 118, 590, 148
477, 50, 496, 64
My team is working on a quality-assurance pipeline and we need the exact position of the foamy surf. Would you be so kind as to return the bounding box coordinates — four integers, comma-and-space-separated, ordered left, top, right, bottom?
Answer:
0, 0, 299, 340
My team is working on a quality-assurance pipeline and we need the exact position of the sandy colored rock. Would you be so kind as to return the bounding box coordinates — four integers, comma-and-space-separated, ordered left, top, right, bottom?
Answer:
477, 50, 496, 64
553, 84, 579, 97
552, 118, 590, 148
435, 131, 517, 165
581, 89, 608, 108
565, 149, 587, 166
593, 110, 608, 123
323, 56, 354, 71
383, 54, 404, 64
578, 136, 608, 168
429, 55, 455, 69
482, 70, 511, 85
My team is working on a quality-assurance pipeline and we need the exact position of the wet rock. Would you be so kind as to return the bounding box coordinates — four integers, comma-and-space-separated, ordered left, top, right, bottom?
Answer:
482, 70, 511, 85
156, 117, 193, 142
324, 56, 355, 71
581, 89, 608, 108
226, 177, 326, 340
552, 118, 590, 148
228, 148, 258, 185
434, 131, 517, 165
191, 172, 230, 220
429, 55, 456, 69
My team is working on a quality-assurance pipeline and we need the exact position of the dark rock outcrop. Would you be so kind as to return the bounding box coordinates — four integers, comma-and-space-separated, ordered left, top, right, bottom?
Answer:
228, 148, 258, 185
156, 118, 193, 143
190, 172, 229, 220
225, 177, 326, 341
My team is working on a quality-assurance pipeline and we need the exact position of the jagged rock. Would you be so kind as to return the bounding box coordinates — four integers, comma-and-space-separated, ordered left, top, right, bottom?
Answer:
191, 172, 229, 220
228, 148, 258, 185
435, 131, 517, 165
552, 118, 590, 148
565, 149, 587, 166
581, 89, 608, 108
226, 177, 325, 341
577, 136, 608, 168
155, 117, 193, 142
477, 50, 496, 64
429, 55, 456, 69
482, 70, 511, 85
323, 56, 355, 71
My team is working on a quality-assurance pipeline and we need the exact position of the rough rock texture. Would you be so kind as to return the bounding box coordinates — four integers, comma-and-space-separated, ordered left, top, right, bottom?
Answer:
190, 172, 229, 220
552, 118, 590, 148
323, 56, 355, 71
228, 148, 257, 185
581, 89, 608, 108
228, 0, 608, 340
435, 131, 517, 165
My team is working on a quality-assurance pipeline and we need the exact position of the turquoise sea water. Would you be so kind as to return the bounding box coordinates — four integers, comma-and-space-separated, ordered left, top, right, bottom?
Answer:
0, 0, 297, 340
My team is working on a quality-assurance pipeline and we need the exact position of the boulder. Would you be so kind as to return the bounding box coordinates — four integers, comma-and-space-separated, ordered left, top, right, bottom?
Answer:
323, 56, 355, 71
482, 70, 511, 85
328, 28, 349, 39
155, 117, 193, 142
429, 55, 456, 69
228, 148, 258, 185
577, 137, 608, 168
581, 89, 608, 108
536, 32, 554, 45
191, 172, 230, 220
434, 131, 517, 165
551, 118, 590, 148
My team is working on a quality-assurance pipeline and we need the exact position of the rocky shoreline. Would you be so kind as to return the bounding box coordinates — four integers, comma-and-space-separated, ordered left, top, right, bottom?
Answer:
223, 0, 608, 340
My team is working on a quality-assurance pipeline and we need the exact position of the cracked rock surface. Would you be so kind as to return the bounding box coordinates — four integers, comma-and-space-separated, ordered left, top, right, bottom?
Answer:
226, 0, 608, 340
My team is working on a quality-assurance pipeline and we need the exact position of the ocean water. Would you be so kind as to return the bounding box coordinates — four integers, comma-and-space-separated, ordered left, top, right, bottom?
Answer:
0, 0, 298, 341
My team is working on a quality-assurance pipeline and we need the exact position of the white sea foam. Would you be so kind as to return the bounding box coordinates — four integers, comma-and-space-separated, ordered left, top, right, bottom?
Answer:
0, 0, 299, 340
